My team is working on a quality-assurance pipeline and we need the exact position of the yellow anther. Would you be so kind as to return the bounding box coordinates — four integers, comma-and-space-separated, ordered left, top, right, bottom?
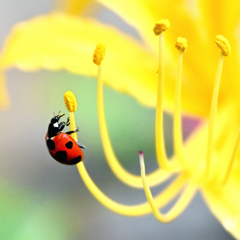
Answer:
215, 35, 231, 56
153, 19, 170, 36
175, 37, 188, 52
64, 90, 77, 112
93, 43, 106, 66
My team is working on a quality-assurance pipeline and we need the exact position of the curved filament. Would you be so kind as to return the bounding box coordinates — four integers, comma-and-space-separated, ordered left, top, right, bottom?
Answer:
155, 32, 169, 168
76, 161, 186, 216
97, 64, 180, 188
222, 126, 240, 184
140, 151, 196, 222
174, 50, 185, 164
206, 53, 224, 178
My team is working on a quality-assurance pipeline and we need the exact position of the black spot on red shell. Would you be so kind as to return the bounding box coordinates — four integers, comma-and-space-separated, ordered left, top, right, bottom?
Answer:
47, 139, 55, 150
69, 155, 82, 165
55, 151, 67, 163
65, 141, 73, 149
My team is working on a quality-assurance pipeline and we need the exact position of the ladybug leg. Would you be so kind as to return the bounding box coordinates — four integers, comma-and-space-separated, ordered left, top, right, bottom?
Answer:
65, 127, 79, 135
74, 138, 86, 149
65, 128, 86, 149
77, 142, 86, 149
66, 117, 70, 126
58, 122, 66, 131
58, 118, 70, 131
65, 127, 86, 149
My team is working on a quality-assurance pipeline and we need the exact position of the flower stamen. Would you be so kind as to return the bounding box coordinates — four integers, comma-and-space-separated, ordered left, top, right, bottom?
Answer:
74, 45, 183, 216
93, 43, 106, 66
174, 37, 187, 164
63, 85, 155, 216
77, 162, 153, 216
76, 152, 183, 216
153, 19, 170, 36
140, 151, 196, 223
64, 90, 77, 112
215, 35, 231, 57
154, 20, 172, 169
74, 43, 185, 217
206, 35, 230, 178
222, 127, 240, 184
94, 43, 174, 188
64, 90, 78, 140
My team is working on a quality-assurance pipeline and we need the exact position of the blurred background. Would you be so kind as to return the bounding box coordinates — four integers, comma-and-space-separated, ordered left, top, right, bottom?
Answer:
0, 1, 234, 239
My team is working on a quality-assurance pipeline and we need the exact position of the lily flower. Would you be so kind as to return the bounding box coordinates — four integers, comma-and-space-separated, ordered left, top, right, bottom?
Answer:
1, 1, 240, 238
64, 28, 239, 239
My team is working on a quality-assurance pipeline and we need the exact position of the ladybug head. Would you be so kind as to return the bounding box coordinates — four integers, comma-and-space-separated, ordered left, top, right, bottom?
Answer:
50, 112, 65, 124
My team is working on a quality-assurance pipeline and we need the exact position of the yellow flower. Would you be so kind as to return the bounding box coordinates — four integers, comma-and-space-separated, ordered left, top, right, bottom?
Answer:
65, 34, 239, 240
1, 0, 240, 238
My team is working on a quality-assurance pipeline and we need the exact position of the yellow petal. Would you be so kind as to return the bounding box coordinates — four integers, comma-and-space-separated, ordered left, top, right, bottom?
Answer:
0, 11, 217, 116
179, 99, 240, 237
183, 98, 239, 170
202, 173, 240, 239
0, 12, 159, 107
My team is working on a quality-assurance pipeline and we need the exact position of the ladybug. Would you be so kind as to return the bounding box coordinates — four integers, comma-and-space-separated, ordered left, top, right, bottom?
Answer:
45, 112, 85, 165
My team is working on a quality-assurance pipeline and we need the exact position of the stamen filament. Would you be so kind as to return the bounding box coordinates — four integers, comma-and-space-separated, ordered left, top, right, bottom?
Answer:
140, 151, 196, 223
206, 53, 224, 177
206, 35, 230, 178
77, 162, 152, 216
63, 91, 154, 216
174, 40, 187, 164
69, 112, 77, 139
64, 96, 152, 216
75, 150, 186, 217
222, 126, 240, 184
155, 31, 170, 169
153, 174, 187, 207
96, 45, 178, 188
76, 160, 184, 216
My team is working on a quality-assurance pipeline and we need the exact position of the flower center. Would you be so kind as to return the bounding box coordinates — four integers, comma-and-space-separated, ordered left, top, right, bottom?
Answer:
73, 20, 239, 224
139, 20, 238, 222
153, 22, 236, 185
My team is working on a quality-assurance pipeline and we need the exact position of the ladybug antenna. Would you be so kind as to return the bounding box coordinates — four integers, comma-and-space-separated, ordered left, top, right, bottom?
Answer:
53, 112, 55, 117
58, 111, 65, 117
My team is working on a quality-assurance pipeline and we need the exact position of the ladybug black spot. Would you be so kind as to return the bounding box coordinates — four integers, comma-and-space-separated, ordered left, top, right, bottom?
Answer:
65, 141, 73, 149
47, 139, 55, 150
69, 155, 82, 165
55, 151, 67, 163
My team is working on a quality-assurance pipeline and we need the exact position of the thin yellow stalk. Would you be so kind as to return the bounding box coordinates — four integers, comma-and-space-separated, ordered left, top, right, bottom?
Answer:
174, 50, 184, 164
76, 161, 185, 216
155, 32, 169, 169
97, 56, 179, 188
206, 35, 231, 178
206, 53, 224, 177
140, 152, 196, 222
222, 126, 240, 184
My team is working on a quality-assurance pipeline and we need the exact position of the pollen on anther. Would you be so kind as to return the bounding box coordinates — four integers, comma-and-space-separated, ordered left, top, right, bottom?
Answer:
64, 91, 77, 112
175, 37, 188, 52
93, 43, 106, 66
215, 35, 231, 56
153, 19, 170, 36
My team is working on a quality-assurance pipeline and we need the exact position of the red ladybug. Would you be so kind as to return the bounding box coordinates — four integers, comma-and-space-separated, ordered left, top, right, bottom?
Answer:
45, 112, 85, 165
